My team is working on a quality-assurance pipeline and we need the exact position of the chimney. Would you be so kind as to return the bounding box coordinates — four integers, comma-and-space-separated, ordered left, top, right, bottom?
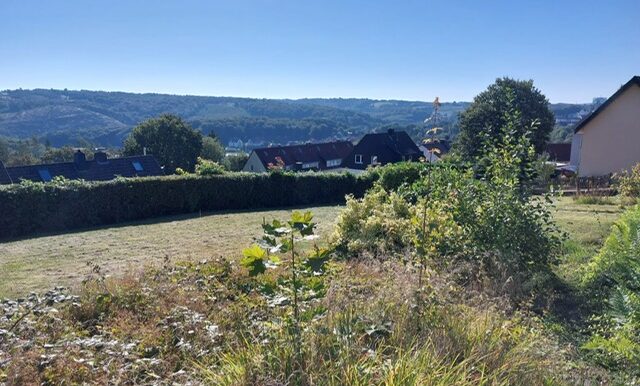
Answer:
94, 151, 108, 163
74, 150, 87, 168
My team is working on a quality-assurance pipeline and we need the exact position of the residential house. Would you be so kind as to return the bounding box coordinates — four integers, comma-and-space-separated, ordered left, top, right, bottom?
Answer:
570, 76, 640, 177
418, 138, 451, 163
342, 129, 422, 170
0, 150, 164, 184
242, 141, 354, 173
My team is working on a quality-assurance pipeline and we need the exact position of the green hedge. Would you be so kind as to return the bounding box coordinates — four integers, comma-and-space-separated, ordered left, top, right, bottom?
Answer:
0, 172, 375, 239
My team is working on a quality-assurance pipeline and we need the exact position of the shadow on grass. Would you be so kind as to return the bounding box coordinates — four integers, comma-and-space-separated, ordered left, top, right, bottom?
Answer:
0, 204, 342, 244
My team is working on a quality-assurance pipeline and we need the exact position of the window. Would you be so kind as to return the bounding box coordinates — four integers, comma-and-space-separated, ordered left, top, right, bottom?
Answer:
371, 155, 379, 165
302, 162, 319, 169
326, 159, 341, 167
38, 169, 52, 182
132, 161, 144, 172
355, 154, 363, 164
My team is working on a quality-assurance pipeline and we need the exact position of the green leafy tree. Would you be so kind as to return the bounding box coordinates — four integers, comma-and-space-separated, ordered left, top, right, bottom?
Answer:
40, 146, 81, 164
201, 134, 225, 162
222, 152, 249, 171
123, 114, 202, 173
455, 77, 555, 161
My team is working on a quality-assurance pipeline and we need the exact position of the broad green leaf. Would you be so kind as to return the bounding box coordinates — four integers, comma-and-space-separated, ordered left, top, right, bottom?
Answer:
242, 244, 266, 259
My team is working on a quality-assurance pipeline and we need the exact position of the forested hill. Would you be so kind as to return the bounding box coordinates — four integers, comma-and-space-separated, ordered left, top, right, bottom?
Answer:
0, 88, 593, 147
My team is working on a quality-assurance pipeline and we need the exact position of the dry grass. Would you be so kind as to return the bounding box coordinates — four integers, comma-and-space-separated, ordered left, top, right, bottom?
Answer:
0, 196, 627, 299
0, 206, 342, 298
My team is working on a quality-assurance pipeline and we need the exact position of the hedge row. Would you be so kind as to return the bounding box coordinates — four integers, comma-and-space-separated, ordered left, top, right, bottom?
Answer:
0, 172, 375, 239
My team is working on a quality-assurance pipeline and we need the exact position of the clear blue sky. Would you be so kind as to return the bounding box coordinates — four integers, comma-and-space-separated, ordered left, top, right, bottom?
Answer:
1, 0, 638, 103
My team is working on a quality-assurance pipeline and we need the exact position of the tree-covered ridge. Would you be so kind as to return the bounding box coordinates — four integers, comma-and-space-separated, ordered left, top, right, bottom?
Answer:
0, 88, 596, 147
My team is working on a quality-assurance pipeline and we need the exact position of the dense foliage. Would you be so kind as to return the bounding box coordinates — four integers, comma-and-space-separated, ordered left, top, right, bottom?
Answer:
615, 163, 640, 197
0, 172, 374, 239
123, 114, 203, 173
455, 77, 555, 160
581, 205, 640, 375
1, 88, 596, 148
334, 105, 562, 301
200, 135, 225, 162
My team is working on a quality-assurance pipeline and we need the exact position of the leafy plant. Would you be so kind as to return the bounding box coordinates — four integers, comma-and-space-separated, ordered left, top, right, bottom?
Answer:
195, 157, 226, 176
241, 211, 333, 381
615, 163, 640, 198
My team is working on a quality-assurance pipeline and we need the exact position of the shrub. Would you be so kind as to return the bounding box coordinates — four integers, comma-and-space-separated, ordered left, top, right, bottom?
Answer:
335, 162, 561, 275
195, 157, 226, 175
615, 163, 640, 197
367, 161, 427, 192
0, 172, 375, 239
582, 205, 640, 374
331, 189, 413, 258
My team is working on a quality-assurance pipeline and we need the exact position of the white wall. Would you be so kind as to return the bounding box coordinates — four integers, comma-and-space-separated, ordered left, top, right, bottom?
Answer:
241, 151, 267, 173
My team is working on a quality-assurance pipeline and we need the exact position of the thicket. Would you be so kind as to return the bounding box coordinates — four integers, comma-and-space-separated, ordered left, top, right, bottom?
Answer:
615, 163, 640, 198
333, 101, 563, 303
581, 205, 640, 375
0, 172, 374, 239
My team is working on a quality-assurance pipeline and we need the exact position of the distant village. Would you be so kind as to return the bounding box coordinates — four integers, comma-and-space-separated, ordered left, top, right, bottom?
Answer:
1, 76, 639, 185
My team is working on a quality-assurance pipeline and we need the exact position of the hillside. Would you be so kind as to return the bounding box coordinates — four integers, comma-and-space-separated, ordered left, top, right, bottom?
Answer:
0, 89, 595, 147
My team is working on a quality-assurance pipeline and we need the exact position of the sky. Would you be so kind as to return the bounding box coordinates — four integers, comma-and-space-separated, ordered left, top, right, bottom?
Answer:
1, 0, 639, 103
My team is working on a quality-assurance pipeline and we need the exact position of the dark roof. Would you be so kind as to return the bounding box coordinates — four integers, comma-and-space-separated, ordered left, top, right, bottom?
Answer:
574, 76, 640, 133
342, 129, 422, 169
545, 143, 571, 162
0, 161, 11, 185
1, 153, 164, 184
356, 130, 422, 157
253, 141, 353, 168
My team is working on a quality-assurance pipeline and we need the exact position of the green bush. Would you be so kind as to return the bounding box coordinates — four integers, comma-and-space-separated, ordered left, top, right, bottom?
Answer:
195, 157, 226, 176
582, 205, 640, 374
367, 161, 427, 192
331, 189, 413, 257
0, 172, 374, 239
615, 163, 640, 197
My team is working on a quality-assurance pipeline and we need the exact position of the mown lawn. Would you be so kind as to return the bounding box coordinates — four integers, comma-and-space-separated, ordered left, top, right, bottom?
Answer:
0, 205, 343, 298
552, 196, 628, 285
0, 196, 629, 299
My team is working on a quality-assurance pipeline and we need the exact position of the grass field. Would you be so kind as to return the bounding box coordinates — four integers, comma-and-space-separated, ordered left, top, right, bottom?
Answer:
552, 196, 628, 285
0, 205, 343, 297
0, 196, 630, 298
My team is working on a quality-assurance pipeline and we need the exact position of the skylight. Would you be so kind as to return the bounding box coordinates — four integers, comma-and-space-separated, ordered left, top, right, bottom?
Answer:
38, 169, 52, 182
132, 161, 144, 172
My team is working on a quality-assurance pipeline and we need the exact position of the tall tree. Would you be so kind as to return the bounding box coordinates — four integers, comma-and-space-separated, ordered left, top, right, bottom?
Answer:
455, 77, 555, 161
123, 114, 202, 173
201, 134, 225, 162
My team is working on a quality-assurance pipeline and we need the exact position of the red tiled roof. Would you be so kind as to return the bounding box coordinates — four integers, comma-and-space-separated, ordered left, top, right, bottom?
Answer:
253, 141, 353, 169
